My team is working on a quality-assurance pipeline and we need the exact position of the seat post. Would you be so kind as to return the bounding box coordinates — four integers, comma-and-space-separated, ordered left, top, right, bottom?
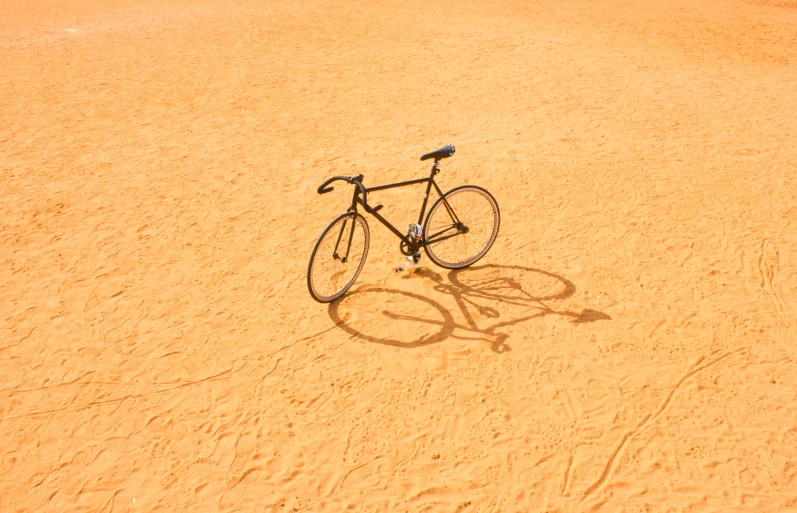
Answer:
430, 160, 440, 177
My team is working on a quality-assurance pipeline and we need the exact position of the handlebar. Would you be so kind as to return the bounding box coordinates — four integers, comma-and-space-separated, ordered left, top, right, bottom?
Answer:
317, 174, 361, 194
316, 174, 382, 213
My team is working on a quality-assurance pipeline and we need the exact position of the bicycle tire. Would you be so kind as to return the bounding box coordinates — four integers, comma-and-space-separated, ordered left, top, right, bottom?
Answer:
422, 185, 500, 269
307, 212, 370, 303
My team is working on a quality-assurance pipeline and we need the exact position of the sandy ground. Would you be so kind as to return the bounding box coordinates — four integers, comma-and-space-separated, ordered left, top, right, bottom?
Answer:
2, 0, 797, 511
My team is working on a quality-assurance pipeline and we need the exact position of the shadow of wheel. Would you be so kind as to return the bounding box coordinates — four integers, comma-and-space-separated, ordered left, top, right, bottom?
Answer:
447, 264, 576, 304
328, 287, 455, 348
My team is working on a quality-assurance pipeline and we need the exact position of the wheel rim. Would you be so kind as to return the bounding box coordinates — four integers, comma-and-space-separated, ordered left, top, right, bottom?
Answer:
309, 214, 369, 302
424, 187, 498, 268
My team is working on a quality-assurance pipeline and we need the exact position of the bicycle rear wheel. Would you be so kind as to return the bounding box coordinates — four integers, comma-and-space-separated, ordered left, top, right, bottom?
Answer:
307, 212, 370, 303
422, 185, 500, 269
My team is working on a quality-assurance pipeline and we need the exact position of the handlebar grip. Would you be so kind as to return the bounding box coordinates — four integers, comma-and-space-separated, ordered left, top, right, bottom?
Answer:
317, 175, 379, 213
317, 175, 350, 195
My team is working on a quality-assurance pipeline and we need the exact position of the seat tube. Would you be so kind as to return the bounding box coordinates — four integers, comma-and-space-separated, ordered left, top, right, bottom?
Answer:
418, 161, 439, 224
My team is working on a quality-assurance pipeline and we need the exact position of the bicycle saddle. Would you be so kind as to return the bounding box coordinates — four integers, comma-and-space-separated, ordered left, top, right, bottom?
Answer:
420, 144, 456, 161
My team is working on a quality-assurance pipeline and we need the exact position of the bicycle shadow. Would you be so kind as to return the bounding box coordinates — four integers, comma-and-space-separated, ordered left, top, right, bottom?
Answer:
327, 263, 611, 353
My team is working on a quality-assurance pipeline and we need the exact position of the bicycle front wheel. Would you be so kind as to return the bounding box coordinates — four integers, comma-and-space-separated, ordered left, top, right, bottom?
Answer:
423, 185, 500, 269
307, 212, 370, 303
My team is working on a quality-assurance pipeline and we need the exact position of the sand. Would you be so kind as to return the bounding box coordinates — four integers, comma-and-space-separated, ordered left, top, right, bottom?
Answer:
2, 0, 797, 511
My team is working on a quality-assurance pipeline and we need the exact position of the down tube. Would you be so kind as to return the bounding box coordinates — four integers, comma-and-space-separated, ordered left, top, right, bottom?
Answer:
366, 204, 411, 242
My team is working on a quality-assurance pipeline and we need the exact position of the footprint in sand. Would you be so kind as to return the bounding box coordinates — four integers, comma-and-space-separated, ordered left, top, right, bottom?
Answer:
230, 431, 258, 475
341, 456, 384, 489
91, 420, 126, 458
577, 425, 604, 442
100, 436, 127, 458
229, 362, 261, 402
102, 490, 135, 513
354, 378, 382, 407
39, 466, 66, 496
38, 436, 61, 462
16, 483, 47, 509
1, 450, 20, 477
219, 469, 261, 509
339, 339, 373, 359
517, 456, 562, 501
186, 458, 225, 496
125, 416, 167, 453
58, 451, 90, 497
383, 436, 418, 472
262, 355, 291, 388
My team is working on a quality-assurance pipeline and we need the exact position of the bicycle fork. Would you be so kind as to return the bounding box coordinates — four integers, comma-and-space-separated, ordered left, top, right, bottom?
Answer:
332, 217, 356, 263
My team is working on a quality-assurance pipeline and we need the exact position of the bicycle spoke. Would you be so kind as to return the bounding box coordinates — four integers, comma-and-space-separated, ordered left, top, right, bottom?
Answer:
424, 186, 499, 268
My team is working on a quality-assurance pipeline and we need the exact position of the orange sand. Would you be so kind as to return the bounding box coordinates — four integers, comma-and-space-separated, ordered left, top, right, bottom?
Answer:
2, 0, 797, 511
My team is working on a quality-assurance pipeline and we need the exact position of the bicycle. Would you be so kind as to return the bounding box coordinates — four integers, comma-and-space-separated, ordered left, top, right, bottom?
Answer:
307, 144, 500, 303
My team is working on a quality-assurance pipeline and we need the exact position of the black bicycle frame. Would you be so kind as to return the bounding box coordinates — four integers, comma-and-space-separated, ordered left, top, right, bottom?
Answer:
318, 161, 465, 258
366, 162, 464, 252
